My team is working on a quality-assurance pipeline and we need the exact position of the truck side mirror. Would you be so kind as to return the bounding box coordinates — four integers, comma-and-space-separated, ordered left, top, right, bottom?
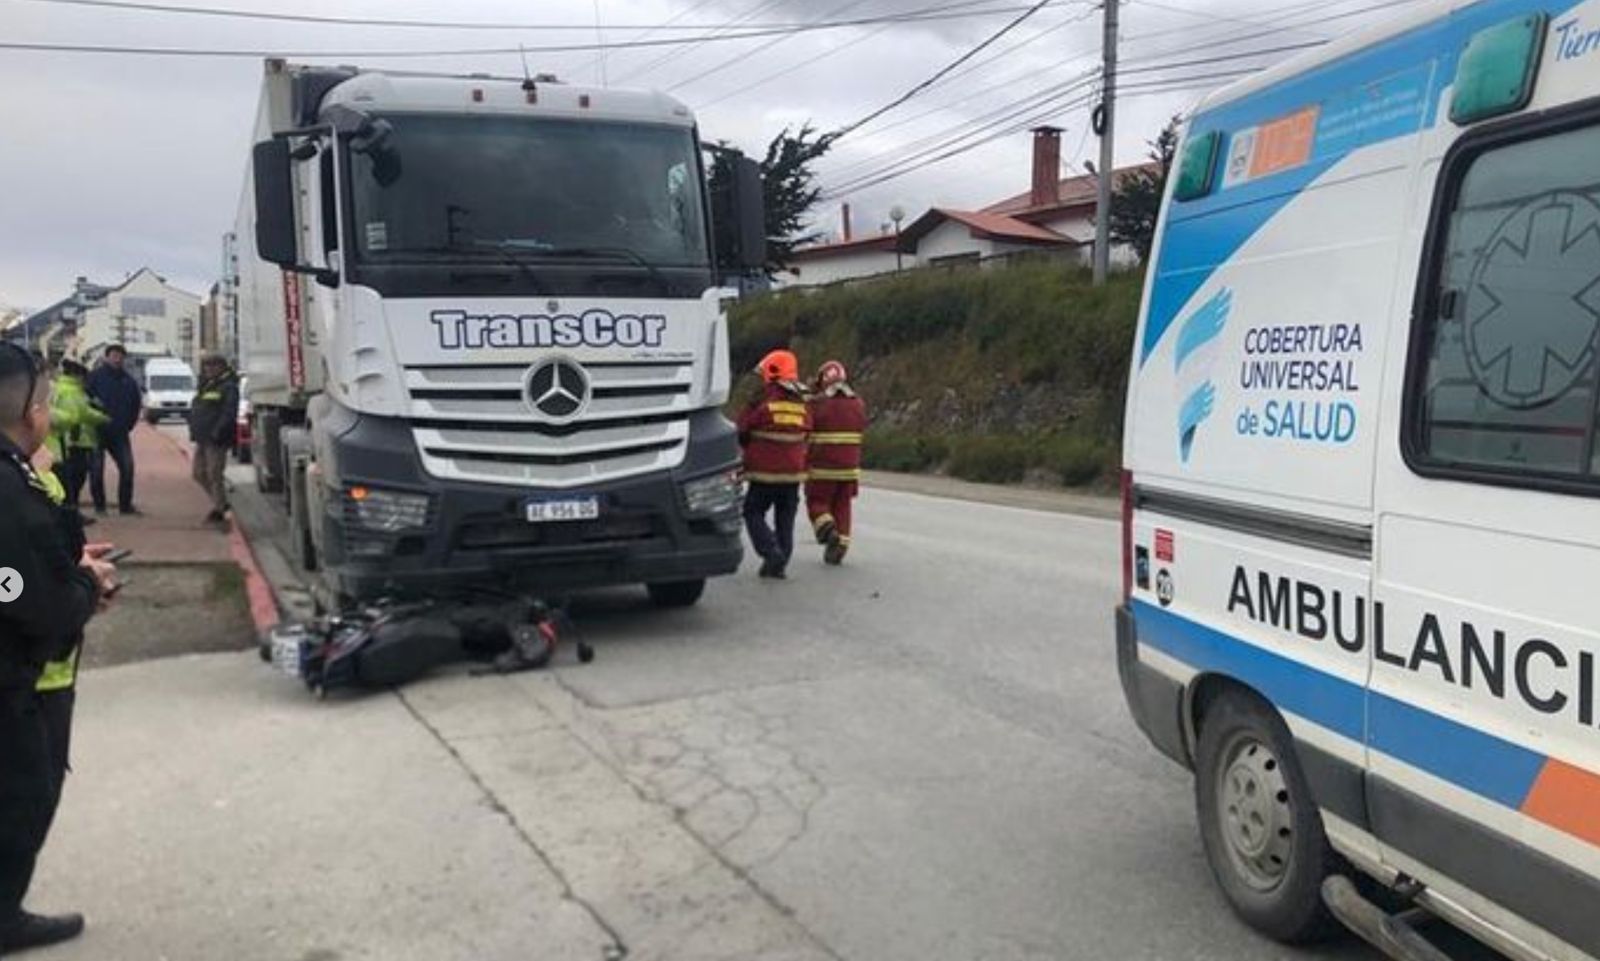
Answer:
253, 139, 298, 268
732, 156, 766, 272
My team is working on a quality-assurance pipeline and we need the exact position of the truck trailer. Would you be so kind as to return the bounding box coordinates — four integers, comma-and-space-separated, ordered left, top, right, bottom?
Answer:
235, 59, 765, 611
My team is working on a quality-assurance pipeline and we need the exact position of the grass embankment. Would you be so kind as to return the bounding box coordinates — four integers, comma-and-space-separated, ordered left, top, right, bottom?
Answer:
729, 263, 1142, 488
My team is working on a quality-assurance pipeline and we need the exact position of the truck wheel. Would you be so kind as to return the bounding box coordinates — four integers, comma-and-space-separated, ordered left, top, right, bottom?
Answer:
287, 464, 319, 573
1194, 689, 1339, 944
647, 580, 705, 608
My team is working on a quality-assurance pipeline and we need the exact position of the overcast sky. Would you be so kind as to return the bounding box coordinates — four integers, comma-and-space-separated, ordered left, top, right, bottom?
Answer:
0, 0, 1424, 310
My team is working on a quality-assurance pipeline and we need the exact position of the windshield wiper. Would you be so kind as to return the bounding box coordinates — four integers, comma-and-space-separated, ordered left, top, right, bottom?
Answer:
464, 240, 551, 295
498, 241, 673, 295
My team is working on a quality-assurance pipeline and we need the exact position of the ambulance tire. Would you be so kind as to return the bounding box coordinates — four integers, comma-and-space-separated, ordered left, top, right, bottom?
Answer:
1194, 689, 1340, 944
647, 579, 705, 608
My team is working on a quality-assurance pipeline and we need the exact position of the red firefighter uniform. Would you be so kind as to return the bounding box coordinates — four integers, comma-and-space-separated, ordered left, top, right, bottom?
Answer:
805, 361, 866, 565
737, 350, 812, 578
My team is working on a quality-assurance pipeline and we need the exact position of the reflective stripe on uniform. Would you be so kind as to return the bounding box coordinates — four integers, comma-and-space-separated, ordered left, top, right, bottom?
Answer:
766, 401, 808, 416
37, 650, 79, 692
810, 431, 863, 445
751, 430, 807, 444
808, 467, 861, 481
746, 471, 807, 483
197, 391, 223, 402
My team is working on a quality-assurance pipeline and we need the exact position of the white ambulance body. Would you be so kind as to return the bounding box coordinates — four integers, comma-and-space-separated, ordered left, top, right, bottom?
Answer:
1117, 1, 1600, 958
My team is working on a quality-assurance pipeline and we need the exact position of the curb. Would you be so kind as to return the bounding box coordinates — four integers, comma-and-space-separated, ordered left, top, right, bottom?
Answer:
145, 425, 279, 632
228, 519, 281, 634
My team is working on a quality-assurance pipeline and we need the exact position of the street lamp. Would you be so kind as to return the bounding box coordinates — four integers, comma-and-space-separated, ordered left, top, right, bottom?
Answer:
890, 205, 906, 272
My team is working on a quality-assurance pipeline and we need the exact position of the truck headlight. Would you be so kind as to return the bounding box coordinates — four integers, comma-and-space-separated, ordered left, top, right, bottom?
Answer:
681, 470, 741, 517
345, 486, 432, 532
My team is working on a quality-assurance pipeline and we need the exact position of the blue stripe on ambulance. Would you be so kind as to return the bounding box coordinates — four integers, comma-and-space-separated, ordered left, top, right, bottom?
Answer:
1132, 600, 1548, 809
1140, 0, 1582, 368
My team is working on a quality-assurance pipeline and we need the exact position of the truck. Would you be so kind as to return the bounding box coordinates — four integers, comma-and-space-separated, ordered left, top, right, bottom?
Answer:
234, 59, 766, 612
1117, 2, 1600, 959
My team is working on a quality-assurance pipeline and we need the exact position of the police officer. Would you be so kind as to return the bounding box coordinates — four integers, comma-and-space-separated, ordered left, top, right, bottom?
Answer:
0, 342, 116, 953
188, 353, 240, 525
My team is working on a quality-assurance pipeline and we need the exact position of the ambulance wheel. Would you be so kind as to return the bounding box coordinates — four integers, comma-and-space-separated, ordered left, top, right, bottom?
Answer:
647, 579, 705, 608
1194, 689, 1339, 944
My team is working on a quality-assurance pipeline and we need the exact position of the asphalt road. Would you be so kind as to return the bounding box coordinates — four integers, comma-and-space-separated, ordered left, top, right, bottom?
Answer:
218, 468, 1499, 961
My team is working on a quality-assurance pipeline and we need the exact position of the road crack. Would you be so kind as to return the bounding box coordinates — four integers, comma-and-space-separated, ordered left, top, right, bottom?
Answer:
394, 688, 630, 961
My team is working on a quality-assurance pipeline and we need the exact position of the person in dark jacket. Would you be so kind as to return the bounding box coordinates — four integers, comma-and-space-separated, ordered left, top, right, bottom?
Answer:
188, 354, 239, 525
0, 342, 117, 953
86, 344, 142, 516
736, 350, 812, 579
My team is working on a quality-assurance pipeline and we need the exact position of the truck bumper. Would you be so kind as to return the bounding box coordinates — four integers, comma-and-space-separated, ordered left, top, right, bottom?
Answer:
1115, 603, 1191, 769
310, 402, 744, 600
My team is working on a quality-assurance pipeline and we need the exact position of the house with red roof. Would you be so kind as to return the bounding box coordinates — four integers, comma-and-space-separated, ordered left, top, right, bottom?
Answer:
778, 127, 1158, 288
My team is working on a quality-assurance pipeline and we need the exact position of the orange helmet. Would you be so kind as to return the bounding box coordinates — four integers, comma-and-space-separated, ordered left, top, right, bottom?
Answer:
757, 349, 799, 384
815, 360, 848, 389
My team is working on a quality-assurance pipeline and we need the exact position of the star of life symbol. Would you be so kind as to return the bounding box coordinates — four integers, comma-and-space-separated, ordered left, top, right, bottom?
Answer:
1464, 192, 1600, 410
524, 357, 591, 423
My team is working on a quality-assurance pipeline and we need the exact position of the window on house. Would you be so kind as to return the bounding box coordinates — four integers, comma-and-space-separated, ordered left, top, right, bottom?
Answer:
1409, 116, 1600, 487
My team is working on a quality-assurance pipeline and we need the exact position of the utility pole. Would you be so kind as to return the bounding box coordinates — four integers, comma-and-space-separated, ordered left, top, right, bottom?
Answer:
1093, 0, 1118, 286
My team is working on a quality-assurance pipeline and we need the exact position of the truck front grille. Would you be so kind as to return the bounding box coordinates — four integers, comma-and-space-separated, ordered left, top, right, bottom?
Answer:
402, 360, 695, 489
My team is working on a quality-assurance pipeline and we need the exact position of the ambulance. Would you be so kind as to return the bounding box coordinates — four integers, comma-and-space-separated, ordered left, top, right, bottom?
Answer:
1116, 2, 1600, 958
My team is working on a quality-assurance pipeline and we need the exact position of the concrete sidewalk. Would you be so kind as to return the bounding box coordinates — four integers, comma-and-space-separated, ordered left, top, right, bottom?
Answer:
31, 655, 616, 961
81, 424, 231, 564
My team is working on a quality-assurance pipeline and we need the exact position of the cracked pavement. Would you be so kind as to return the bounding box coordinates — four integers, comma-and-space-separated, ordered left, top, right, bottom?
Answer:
34, 485, 1497, 960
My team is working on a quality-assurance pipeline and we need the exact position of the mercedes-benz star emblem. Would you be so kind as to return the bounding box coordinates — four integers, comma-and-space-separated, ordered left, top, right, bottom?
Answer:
525, 358, 591, 422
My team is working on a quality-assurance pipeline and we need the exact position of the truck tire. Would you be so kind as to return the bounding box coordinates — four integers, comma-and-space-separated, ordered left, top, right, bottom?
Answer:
254, 409, 283, 494
1194, 689, 1340, 944
287, 459, 319, 574
646, 579, 705, 608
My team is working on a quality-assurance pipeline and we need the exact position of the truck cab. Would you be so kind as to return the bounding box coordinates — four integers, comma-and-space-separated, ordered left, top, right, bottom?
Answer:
237, 61, 766, 609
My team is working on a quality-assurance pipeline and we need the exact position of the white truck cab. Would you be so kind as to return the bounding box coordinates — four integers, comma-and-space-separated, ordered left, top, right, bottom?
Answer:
235, 60, 766, 609
1118, 2, 1600, 958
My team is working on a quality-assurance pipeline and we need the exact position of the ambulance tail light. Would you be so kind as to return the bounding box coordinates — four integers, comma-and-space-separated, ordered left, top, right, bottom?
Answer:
1120, 469, 1134, 601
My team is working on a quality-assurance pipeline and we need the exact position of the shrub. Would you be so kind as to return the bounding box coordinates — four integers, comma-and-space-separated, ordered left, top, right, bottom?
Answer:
864, 431, 949, 473
946, 435, 1030, 484
1038, 434, 1115, 487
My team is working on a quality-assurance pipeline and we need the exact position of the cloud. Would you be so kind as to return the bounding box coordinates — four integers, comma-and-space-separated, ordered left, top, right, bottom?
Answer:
0, 0, 1417, 307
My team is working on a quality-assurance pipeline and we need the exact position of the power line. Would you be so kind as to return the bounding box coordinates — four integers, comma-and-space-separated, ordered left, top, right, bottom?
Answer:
825, 35, 1315, 182
698, 10, 896, 109
569, 0, 719, 81
1122, 0, 1428, 63
613, 0, 787, 85
667, 0, 870, 93
0, 3, 1062, 59
821, 69, 1256, 200
7, 0, 1022, 32
822, 60, 1262, 198
833, 0, 1062, 138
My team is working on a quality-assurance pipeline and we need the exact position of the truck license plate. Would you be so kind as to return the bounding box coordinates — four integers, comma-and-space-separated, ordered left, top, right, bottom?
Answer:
525, 496, 600, 523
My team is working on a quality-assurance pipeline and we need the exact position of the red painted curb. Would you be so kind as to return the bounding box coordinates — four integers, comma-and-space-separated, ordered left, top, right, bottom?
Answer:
228, 518, 280, 634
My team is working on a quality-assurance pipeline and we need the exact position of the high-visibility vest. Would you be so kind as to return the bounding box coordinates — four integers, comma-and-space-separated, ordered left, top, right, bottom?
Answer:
34, 469, 82, 693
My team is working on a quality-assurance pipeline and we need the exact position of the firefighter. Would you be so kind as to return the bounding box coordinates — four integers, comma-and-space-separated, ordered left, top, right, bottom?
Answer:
805, 361, 867, 565
737, 349, 811, 579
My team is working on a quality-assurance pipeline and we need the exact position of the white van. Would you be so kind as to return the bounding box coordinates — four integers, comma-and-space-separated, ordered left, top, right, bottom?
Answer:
1117, 2, 1600, 959
142, 356, 196, 424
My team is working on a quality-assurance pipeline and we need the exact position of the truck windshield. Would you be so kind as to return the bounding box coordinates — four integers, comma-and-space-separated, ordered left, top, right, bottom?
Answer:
347, 114, 710, 272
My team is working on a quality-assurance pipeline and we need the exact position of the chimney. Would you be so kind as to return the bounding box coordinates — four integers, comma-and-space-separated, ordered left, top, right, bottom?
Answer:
1029, 126, 1063, 208
841, 203, 853, 242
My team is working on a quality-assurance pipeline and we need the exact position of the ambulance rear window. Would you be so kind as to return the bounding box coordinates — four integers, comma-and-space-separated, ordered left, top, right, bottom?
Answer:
1408, 116, 1600, 486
